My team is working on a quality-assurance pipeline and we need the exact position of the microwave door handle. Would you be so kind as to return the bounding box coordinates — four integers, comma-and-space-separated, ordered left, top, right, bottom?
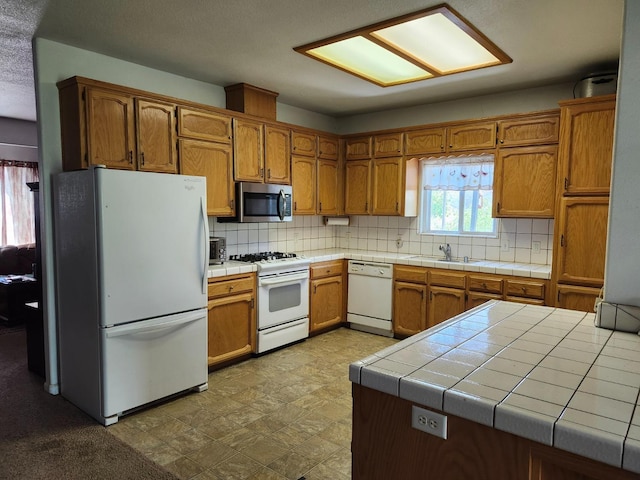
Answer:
278, 189, 285, 221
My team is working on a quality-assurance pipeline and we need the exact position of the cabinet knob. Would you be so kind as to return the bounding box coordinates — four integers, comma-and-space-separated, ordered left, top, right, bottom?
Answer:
482, 283, 487, 289
522, 287, 527, 293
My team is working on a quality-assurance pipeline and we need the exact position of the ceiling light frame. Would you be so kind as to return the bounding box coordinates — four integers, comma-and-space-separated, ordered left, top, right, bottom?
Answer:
294, 3, 512, 87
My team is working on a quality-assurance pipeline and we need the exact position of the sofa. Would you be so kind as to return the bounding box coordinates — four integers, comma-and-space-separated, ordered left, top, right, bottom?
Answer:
0, 244, 36, 276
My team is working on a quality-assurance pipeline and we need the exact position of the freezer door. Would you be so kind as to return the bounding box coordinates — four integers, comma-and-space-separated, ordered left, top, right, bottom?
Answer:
96, 169, 208, 326
101, 309, 208, 419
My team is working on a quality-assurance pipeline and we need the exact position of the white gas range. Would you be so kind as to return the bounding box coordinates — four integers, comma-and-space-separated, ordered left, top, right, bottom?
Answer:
229, 252, 310, 353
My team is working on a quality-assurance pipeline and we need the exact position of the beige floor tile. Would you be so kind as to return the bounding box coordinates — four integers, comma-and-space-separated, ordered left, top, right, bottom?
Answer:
111, 328, 397, 480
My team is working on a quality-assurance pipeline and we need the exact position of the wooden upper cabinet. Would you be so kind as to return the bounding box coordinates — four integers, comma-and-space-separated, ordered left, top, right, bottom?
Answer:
447, 122, 497, 152
177, 107, 232, 144
374, 133, 403, 157
291, 155, 316, 215
85, 87, 136, 170
179, 139, 235, 217
318, 135, 339, 160
233, 118, 264, 182
264, 125, 291, 184
558, 96, 616, 196
405, 127, 446, 156
135, 99, 177, 173
317, 159, 340, 215
371, 157, 403, 215
493, 145, 557, 218
291, 131, 316, 157
497, 113, 560, 147
345, 136, 372, 160
554, 196, 609, 287
344, 159, 371, 214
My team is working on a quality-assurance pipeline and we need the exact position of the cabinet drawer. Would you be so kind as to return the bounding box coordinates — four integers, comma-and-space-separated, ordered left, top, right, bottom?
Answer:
208, 275, 254, 298
505, 296, 545, 306
505, 279, 545, 299
468, 275, 503, 294
310, 260, 343, 279
394, 265, 428, 284
428, 270, 466, 289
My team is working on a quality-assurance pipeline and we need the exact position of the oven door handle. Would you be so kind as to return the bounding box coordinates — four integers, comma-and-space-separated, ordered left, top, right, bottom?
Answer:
259, 272, 308, 286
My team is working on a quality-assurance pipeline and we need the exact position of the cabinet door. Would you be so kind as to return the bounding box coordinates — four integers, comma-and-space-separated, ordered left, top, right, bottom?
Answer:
85, 87, 136, 170
344, 159, 371, 215
405, 128, 446, 156
497, 114, 559, 147
345, 136, 372, 160
318, 135, 339, 160
265, 125, 291, 184
393, 281, 427, 337
371, 157, 402, 215
493, 145, 557, 218
554, 197, 609, 287
558, 97, 615, 195
317, 159, 339, 215
291, 155, 316, 215
374, 133, 403, 157
428, 286, 465, 328
233, 118, 264, 182
177, 107, 232, 144
136, 99, 177, 173
291, 131, 316, 157
466, 292, 502, 310
310, 275, 343, 332
556, 285, 600, 312
179, 139, 235, 217
447, 122, 496, 152
207, 292, 256, 366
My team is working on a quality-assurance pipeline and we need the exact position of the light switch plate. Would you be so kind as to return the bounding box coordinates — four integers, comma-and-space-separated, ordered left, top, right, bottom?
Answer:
412, 405, 447, 439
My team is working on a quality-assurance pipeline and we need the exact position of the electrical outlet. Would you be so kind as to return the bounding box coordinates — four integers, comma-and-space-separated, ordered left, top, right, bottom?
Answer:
532, 241, 541, 253
501, 239, 510, 252
411, 405, 447, 439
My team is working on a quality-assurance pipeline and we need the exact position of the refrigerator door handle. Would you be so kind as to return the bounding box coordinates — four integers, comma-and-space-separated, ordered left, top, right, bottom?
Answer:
201, 196, 209, 295
105, 310, 205, 339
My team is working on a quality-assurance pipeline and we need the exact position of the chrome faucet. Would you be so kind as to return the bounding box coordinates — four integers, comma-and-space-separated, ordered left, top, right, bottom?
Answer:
439, 243, 452, 261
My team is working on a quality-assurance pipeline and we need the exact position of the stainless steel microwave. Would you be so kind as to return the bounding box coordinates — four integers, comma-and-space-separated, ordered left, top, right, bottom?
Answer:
218, 182, 292, 223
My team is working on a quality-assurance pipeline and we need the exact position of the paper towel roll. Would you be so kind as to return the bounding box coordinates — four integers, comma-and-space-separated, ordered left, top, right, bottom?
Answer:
324, 216, 350, 226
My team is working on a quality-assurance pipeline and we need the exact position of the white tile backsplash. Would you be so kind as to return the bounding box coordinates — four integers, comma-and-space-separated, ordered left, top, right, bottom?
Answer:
211, 215, 553, 265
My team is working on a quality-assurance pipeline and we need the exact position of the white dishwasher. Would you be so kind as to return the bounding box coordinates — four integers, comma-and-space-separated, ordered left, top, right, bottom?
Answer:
347, 260, 393, 337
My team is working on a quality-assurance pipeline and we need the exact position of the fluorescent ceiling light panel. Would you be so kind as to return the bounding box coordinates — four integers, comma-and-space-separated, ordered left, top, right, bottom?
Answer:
372, 13, 501, 73
307, 36, 433, 85
294, 3, 511, 87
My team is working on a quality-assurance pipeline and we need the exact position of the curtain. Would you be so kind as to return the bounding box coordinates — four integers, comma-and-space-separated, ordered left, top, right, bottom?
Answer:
422, 154, 494, 191
0, 160, 39, 246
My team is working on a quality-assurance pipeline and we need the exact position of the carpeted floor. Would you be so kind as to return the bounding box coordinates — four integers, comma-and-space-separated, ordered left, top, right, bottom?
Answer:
0, 326, 178, 480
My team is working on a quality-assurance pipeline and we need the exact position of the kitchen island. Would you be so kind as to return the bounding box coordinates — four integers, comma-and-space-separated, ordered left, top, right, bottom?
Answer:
349, 300, 640, 479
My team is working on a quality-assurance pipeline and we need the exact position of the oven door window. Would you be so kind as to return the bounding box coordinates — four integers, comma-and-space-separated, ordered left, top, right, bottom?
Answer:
269, 283, 301, 312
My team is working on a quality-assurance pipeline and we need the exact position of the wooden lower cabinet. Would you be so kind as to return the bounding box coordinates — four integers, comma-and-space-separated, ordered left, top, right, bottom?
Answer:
467, 291, 501, 310
207, 273, 256, 367
352, 384, 637, 480
393, 265, 549, 337
428, 286, 466, 328
556, 284, 600, 313
310, 260, 345, 334
393, 281, 427, 337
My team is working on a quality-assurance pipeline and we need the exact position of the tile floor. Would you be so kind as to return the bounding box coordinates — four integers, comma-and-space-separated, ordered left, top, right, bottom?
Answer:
109, 328, 397, 480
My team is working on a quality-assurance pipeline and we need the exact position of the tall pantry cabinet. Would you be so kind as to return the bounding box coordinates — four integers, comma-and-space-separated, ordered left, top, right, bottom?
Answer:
552, 94, 616, 311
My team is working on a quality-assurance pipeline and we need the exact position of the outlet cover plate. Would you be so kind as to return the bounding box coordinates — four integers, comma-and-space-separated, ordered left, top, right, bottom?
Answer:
411, 405, 447, 439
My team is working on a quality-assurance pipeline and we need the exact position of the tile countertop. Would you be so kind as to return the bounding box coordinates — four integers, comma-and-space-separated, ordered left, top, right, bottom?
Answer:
206, 249, 551, 279
349, 300, 640, 474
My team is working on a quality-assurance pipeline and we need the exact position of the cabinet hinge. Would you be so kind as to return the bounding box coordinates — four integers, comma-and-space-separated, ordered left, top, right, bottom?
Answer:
250, 298, 255, 309
81, 89, 86, 101
560, 234, 565, 247
497, 202, 501, 213
564, 177, 569, 190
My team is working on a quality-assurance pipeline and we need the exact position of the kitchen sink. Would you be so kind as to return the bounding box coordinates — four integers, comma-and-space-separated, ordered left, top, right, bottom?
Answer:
404, 255, 478, 264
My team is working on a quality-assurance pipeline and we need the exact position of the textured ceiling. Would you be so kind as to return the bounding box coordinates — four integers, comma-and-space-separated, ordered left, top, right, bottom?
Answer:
1, 0, 625, 122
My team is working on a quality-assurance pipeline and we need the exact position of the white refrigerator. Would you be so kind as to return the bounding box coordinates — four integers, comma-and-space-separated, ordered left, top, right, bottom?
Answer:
53, 167, 209, 426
